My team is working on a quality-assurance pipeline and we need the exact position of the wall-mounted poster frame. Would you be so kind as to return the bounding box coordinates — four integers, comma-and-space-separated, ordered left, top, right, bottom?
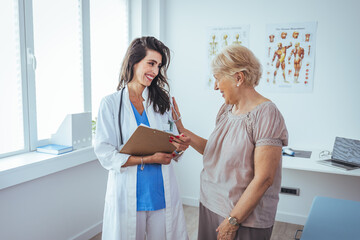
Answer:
260, 22, 317, 93
206, 25, 250, 88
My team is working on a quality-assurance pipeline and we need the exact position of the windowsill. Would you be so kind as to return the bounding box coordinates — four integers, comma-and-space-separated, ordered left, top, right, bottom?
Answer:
0, 146, 97, 191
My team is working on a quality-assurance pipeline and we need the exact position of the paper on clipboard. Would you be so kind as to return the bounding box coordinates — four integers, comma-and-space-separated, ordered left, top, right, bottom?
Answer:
119, 125, 176, 156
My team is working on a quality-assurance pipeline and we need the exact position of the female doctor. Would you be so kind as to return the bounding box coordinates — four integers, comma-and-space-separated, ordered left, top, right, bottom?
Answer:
94, 36, 190, 240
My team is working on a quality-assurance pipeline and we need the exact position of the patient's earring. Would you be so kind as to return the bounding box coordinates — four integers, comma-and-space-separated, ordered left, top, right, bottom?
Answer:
236, 76, 241, 87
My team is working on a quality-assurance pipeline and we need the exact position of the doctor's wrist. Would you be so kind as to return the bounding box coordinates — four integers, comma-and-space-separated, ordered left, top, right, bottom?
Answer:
143, 156, 151, 164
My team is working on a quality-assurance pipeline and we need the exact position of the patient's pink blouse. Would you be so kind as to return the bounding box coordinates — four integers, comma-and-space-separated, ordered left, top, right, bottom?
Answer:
200, 101, 288, 228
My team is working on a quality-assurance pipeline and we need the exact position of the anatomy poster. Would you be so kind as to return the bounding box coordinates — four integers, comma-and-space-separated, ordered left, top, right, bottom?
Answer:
206, 26, 250, 88
260, 22, 317, 93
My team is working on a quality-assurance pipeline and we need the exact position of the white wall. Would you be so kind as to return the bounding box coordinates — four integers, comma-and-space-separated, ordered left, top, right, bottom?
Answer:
0, 160, 107, 240
161, 0, 360, 212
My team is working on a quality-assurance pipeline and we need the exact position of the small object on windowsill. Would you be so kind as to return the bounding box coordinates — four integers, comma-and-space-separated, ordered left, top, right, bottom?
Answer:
282, 147, 295, 156
36, 144, 73, 155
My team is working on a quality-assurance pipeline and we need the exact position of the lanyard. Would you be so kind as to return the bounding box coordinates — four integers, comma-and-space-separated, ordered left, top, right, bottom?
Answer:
118, 88, 125, 145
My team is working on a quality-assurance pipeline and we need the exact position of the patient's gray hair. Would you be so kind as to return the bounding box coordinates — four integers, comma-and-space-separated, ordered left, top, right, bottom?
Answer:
211, 44, 262, 87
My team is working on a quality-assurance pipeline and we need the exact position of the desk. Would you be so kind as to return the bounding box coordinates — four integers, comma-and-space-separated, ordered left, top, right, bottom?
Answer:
300, 196, 360, 240
275, 149, 360, 225
282, 149, 360, 177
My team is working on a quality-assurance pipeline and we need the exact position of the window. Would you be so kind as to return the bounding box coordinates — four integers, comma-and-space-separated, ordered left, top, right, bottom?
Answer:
32, 0, 84, 140
90, 0, 129, 116
0, 0, 129, 158
0, 0, 24, 156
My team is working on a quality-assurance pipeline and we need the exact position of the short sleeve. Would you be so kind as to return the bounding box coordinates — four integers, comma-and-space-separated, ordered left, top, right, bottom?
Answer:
253, 103, 288, 147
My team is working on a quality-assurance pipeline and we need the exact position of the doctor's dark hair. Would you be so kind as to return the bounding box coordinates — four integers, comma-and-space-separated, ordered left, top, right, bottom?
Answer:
117, 36, 171, 114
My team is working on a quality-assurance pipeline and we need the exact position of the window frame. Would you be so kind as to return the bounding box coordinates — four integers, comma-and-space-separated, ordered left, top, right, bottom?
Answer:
0, 0, 92, 158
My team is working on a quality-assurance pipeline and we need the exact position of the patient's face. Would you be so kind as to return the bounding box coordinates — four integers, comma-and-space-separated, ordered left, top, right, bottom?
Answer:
214, 74, 238, 105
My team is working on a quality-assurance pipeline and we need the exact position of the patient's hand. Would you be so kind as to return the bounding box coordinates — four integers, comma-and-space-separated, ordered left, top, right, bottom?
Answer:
171, 97, 185, 132
170, 134, 191, 152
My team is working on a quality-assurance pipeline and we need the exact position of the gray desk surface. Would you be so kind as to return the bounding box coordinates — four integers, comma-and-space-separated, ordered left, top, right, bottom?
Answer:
301, 196, 360, 240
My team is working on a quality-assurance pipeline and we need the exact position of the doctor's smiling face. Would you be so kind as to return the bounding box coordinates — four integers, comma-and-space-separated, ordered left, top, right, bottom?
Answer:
132, 49, 162, 87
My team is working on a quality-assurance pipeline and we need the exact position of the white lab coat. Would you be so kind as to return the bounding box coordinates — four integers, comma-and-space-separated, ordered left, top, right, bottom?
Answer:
94, 86, 189, 240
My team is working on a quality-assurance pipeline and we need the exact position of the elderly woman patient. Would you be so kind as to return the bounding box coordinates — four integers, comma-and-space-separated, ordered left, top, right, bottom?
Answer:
171, 44, 288, 240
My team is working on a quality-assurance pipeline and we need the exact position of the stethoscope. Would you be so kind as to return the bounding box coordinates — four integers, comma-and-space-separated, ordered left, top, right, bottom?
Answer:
118, 87, 125, 145
117, 86, 178, 146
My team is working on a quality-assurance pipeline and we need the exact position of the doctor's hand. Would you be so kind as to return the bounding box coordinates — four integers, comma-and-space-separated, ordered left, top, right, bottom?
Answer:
148, 152, 173, 165
171, 97, 185, 133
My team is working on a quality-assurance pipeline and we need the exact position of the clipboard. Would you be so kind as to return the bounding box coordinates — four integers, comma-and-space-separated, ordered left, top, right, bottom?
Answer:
119, 125, 176, 156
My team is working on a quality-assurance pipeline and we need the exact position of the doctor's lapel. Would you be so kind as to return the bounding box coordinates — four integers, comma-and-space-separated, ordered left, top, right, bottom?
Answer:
142, 87, 157, 129
120, 87, 138, 147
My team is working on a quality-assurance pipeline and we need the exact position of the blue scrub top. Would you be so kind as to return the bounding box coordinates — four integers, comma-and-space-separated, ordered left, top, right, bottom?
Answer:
130, 102, 166, 211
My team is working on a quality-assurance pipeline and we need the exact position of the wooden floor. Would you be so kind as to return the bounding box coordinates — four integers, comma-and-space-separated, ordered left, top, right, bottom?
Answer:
90, 205, 303, 240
